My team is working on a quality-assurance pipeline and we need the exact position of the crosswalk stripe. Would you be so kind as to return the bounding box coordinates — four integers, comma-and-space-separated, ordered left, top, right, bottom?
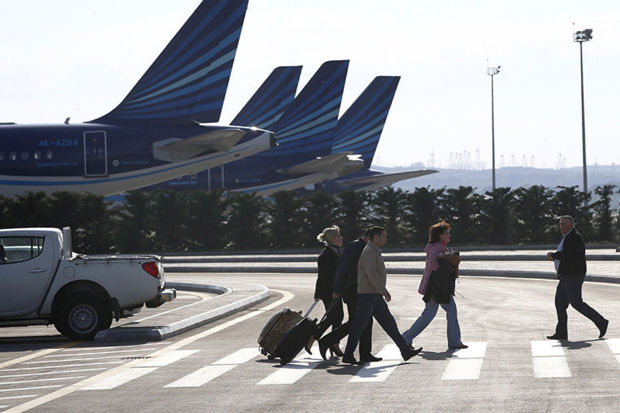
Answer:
350, 344, 402, 383
81, 368, 158, 390
531, 340, 571, 378
605, 338, 620, 354
165, 348, 258, 388
441, 342, 487, 380
81, 350, 197, 390
256, 347, 321, 385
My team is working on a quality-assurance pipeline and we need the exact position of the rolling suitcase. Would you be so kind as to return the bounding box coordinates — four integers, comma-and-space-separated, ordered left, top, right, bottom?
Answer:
257, 302, 318, 359
273, 300, 337, 365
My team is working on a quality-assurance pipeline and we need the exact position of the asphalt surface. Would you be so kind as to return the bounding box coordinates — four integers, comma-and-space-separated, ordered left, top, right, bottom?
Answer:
2, 272, 620, 412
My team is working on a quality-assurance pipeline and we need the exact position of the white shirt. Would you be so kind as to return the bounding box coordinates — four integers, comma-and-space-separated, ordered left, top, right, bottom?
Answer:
554, 232, 568, 273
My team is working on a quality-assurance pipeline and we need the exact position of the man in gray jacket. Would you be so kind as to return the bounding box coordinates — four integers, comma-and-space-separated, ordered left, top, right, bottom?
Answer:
342, 226, 422, 364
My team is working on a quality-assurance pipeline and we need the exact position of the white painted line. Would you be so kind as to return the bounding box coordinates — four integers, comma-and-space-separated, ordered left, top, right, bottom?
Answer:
0, 361, 124, 372
441, 359, 485, 380
45, 348, 160, 358
165, 365, 235, 388
615, 355, 620, 365
6, 289, 294, 413
605, 338, 620, 354
0, 368, 107, 379
0, 376, 85, 386
450, 342, 487, 359
165, 348, 258, 388
440, 342, 487, 381
0, 342, 78, 370
0, 385, 61, 393
257, 347, 322, 385
212, 348, 259, 365
136, 350, 198, 367
0, 395, 37, 401
123, 294, 209, 324
533, 357, 571, 378
81, 368, 157, 390
531, 340, 565, 357
0, 405, 7, 409
61, 343, 166, 352
350, 345, 402, 383
23, 355, 129, 365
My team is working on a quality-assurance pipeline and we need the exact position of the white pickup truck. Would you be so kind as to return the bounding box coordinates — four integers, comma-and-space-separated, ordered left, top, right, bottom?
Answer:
0, 227, 176, 340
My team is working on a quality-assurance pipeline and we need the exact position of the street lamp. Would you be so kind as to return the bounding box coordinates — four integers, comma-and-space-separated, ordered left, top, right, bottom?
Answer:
574, 28, 592, 200
487, 65, 501, 191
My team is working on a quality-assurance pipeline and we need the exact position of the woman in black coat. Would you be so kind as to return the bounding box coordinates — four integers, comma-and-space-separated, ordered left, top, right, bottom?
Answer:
307, 226, 345, 357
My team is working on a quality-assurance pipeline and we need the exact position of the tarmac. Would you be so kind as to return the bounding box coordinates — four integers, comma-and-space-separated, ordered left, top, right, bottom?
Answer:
90, 247, 619, 343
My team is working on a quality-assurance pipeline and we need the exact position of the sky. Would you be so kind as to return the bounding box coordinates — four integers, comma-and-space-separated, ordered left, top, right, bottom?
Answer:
1, 0, 619, 170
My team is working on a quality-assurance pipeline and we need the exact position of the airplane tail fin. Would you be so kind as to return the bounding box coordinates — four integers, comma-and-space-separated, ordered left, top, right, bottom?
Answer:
90, 0, 249, 125
261, 60, 349, 159
331, 76, 400, 169
231, 66, 302, 130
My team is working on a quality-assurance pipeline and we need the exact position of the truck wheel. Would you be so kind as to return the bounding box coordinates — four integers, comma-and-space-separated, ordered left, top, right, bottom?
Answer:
54, 295, 112, 340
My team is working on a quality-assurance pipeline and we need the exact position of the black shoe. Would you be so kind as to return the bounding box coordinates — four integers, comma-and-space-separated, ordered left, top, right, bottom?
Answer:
360, 354, 383, 363
599, 319, 609, 339
318, 340, 332, 361
449, 344, 469, 350
546, 333, 567, 340
341, 355, 361, 365
401, 346, 422, 361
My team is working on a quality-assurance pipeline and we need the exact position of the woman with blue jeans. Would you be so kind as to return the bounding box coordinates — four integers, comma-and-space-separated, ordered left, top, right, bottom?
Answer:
402, 221, 467, 350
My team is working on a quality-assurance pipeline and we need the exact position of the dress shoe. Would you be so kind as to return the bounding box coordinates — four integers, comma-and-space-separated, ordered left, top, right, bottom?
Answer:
599, 319, 609, 339
449, 344, 469, 350
304, 337, 315, 355
330, 343, 344, 357
546, 333, 567, 340
401, 346, 422, 361
318, 341, 331, 361
360, 354, 383, 363
341, 355, 361, 365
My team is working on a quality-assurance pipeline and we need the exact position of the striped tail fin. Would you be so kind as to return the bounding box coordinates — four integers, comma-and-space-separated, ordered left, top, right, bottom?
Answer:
259, 60, 349, 159
231, 66, 302, 130
90, 0, 249, 125
331, 76, 400, 168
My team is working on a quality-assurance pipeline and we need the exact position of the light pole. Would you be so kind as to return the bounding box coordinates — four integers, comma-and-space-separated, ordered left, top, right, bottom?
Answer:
574, 28, 592, 200
487, 65, 500, 191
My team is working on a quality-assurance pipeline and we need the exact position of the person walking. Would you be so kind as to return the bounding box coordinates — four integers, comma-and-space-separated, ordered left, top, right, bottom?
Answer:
546, 215, 609, 340
317, 228, 382, 362
307, 226, 345, 357
402, 221, 467, 350
342, 226, 422, 365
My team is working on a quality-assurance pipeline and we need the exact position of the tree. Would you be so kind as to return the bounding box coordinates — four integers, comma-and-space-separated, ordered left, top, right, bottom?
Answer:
552, 185, 593, 240
403, 186, 444, 245
184, 190, 228, 251
302, 192, 339, 247
268, 191, 305, 248
336, 190, 370, 242
440, 186, 482, 244
111, 190, 152, 253
591, 184, 617, 242
371, 187, 407, 246
514, 185, 554, 243
76, 194, 110, 253
225, 192, 268, 249
8, 192, 52, 228
147, 190, 190, 252
479, 187, 515, 245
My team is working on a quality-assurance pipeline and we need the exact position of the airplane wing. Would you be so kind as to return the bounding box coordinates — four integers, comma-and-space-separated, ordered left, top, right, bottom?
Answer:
337, 169, 439, 191
277, 152, 363, 176
153, 129, 246, 162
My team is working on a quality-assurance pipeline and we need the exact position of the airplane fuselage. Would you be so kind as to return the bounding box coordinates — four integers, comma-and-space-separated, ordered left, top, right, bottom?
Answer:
0, 122, 273, 196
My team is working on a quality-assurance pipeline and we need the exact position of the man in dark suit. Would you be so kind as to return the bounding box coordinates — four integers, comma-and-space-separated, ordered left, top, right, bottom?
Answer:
546, 215, 609, 340
316, 228, 382, 362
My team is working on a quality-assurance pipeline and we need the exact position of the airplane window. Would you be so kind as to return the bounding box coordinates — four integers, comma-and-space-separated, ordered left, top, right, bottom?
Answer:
34, 151, 41, 160
21, 151, 29, 160
9, 152, 16, 161
46, 150, 53, 160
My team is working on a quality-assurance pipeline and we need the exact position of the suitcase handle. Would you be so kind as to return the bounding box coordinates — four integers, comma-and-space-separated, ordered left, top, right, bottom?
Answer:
303, 301, 319, 318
